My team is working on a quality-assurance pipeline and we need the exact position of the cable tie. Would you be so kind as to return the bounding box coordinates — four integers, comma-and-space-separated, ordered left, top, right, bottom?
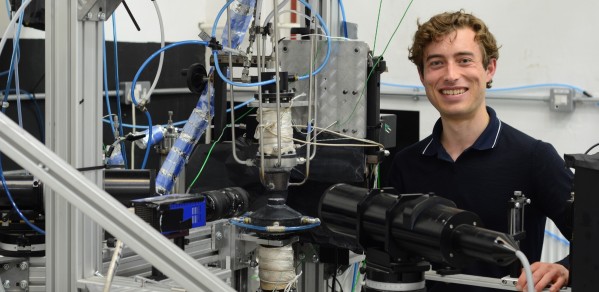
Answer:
208, 37, 223, 51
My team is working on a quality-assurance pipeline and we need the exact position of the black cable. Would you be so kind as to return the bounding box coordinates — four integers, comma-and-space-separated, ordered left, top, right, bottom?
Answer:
584, 143, 599, 154
122, 0, 141, 31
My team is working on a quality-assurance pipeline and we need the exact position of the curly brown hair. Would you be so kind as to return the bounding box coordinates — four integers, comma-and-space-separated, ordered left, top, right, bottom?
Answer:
408, 10, 499, 88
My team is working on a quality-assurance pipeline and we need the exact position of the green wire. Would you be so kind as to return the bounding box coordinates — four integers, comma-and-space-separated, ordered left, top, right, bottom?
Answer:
186, 107, 256, 192
339, 0, 415, 127
372, 0, 383, 56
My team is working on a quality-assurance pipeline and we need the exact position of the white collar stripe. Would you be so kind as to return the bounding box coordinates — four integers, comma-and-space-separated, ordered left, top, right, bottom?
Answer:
422, 138, 434, 154
492, 119, 502, 148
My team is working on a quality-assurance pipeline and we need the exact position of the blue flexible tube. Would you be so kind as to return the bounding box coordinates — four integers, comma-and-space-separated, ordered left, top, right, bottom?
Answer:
3, 12, 23, 116
211, 0, 332, 86
338, 0, 348, 38
102, 97, 256, 129
381, 82, 587, 94
102, 28, 116, 138
0, 88, 43, 139
229, 218, 320, 232
350, 262, 359, 292
112, 15, 128, 168
130, 40, 209, 169
0, 155, 45, 235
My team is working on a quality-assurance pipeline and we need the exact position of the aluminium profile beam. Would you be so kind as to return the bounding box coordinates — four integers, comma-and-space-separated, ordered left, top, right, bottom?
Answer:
0, 113, 235, 292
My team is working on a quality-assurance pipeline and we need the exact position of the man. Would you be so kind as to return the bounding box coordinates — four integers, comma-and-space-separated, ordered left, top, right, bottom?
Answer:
389, 11, 572, 292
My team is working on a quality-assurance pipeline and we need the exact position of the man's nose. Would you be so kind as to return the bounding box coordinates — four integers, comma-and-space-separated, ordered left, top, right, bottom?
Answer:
444, 62, 460, 83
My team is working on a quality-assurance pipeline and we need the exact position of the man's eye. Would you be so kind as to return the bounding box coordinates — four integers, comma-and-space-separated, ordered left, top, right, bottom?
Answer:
459, 58, 473, 64
429, 60, 442, 67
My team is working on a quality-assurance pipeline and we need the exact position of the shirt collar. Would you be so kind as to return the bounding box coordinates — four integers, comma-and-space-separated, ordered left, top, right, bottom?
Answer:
422, 106, 502, 157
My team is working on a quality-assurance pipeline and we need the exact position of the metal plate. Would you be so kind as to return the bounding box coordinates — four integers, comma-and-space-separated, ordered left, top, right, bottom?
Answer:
279, 40, 370, 138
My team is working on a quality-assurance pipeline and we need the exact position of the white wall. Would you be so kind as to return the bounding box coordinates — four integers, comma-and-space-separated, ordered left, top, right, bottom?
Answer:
338, 0, 599, 158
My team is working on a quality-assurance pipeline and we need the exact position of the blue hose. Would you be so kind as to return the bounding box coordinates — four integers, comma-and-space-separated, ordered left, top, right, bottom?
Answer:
338, 0, 348, 38
130, 40, 209, 169
229, 218, 320, 232
0, 155, 45, 235
211, 0, 332, 86
102, 97, 256, 129
381, 82, 588, 94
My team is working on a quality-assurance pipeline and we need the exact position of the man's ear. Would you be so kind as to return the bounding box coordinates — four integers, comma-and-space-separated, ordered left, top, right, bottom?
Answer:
486, 58, 497, 79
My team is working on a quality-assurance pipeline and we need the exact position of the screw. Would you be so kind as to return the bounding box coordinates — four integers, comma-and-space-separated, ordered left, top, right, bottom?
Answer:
298, 253, 306, 260
449, 224, 454, 229
19, 280, 28, 289
3, 263, 10, 270
354, 48, 359, 53
250, 260, 258, 267
98, 12, 106, 21
342, 90, 348, 94
86, 12, 93, 20
352, 90, 358, 95
3, 280, 9, 289
215, 231, 223, 241
18, 261, 28, 270
449, 253, 454, 258
312, 254, 319, 263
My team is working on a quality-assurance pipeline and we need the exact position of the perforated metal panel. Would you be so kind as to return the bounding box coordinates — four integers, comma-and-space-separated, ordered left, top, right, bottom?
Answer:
279, 40, 370, 138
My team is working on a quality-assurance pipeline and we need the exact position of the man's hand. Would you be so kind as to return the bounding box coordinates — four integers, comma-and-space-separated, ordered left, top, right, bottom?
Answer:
515, 262, 568, 292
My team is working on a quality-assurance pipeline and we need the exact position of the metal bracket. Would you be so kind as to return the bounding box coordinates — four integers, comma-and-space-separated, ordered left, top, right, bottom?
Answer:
78, 0, 123, 21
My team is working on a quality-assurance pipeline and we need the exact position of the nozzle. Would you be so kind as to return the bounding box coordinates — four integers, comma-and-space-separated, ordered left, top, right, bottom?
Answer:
452, 224, 519, 267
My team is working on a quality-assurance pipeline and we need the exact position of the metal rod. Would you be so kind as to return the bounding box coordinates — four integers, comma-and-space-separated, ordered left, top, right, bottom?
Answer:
226, 5, 247, 165
0, 112, 234, 292
273, 0, 282, 166
289, 16, 317, 186
259, 34, 266, 182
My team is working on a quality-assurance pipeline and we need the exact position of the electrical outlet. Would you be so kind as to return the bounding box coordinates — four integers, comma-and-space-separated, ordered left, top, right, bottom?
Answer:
549, 88, 574, 112
120, 81, 151, 105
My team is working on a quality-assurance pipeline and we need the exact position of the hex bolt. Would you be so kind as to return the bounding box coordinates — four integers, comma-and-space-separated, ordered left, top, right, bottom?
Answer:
312, 254, 319, 263
19, 280, 28, 289
2, 263, 10, 270
18, 261, 28, 270
98, 12, 106, 21
215, 231, 223, 241
86, 12, 92, 20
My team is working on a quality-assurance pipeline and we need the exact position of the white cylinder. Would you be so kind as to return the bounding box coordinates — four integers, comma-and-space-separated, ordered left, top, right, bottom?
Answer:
255, 107, 295, 155
257, 244, 296, 291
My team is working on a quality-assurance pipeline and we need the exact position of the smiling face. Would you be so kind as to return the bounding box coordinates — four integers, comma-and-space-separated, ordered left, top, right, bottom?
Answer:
420, 28, 496, 121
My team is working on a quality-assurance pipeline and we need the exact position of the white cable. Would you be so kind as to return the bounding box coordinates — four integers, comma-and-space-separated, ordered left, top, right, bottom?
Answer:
515, 250, 535, 292
103, 239, 124, 292
143, 0, 165, 101
263, 0, 290, 26
0, 0, 31, 60
284, 271, 302, 292
293, 124, 385, 148
265, 126, 381, 148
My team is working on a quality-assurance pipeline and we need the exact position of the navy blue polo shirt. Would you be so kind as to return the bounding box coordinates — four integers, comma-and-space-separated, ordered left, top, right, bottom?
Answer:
389, 107, 573, 292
